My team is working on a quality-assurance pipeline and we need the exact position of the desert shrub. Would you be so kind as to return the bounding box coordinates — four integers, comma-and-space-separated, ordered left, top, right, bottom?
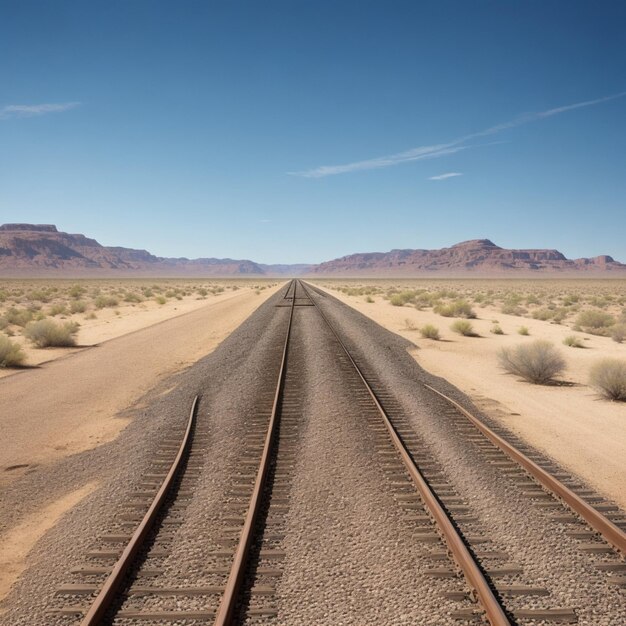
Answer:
610, 324, 626, 344
154, 295, 167, 305
29, 289, 50, 303
518, 326, 530, 336
498, 340, 566, 384
576, 309, 614, 331
69, 285, 86, 298
451, 320, 475, 336
420, 324, 440, 340
490, 324, 504, 335
70, 300, 87, 314
48, 303, 69, 316
86, 311, 97, 320
501, 303, 527, 316
551, 308, 569, 324
197, 288, 208, 297
0, 335, 25, 367
389, 291, 416, 307
589, 359, 626, 401
95, 295, 119, 309
365, 295, 374, 303
532, 308, 553, 321
390, 294, 407, 306
403, 318, 418, 331
5, 307, 34, 327
563, 335, 584, 348
434, 299, 476, 319
24, 319, 79, 348
124, 292, 143, 303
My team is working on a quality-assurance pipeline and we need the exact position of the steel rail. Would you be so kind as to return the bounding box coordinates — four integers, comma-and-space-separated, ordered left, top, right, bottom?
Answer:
213, 280, 297, 626
79, 394, 200, 625
300, 281, 512, 626
424, 384, 626, 556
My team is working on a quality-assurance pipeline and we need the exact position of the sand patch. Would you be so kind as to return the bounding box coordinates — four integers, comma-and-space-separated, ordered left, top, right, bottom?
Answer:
313, 283, 626, 509
0, 285, 283, 479
0, 481, 98, 604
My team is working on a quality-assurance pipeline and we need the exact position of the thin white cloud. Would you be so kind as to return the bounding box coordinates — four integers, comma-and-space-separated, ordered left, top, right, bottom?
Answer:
293, 90, 626, 178
429, 172, 463, 181
292, 144, 468, 178
0, 102, 81, 120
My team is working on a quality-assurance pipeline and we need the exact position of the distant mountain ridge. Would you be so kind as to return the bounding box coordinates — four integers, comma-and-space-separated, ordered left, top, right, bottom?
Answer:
0, 225, 623, 277
312, 238, 626, 276
0, 224, 307, 276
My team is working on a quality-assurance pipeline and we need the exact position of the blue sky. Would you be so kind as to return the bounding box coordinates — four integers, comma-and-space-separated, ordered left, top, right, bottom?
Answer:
1, 1, 625, 264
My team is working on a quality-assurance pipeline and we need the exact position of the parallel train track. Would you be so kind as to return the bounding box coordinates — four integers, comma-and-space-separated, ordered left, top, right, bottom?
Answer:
48, 280, 625, 625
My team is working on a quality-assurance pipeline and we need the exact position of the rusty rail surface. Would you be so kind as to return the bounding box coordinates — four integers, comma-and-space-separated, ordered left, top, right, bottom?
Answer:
213, 280, 297, 626
300, 281, 512, 626
424, 384, 626, 556
79, 394, 200, 626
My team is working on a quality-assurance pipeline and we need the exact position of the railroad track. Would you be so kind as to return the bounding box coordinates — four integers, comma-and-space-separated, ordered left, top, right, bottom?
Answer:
300, 280, 626, 624
46, 279, 625, 625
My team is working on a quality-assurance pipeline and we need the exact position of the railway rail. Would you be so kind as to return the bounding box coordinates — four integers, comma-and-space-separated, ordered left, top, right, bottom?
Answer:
46, 279, 625, 625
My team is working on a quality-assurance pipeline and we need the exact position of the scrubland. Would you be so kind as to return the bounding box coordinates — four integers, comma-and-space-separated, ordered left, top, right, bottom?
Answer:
313, 278, 626, 507
0, 279, 276, 374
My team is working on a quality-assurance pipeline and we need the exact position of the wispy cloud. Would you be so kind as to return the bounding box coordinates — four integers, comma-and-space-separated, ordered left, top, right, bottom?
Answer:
429, 172, 463, 181
0, 102, 81, 120
292, 90, 626, 178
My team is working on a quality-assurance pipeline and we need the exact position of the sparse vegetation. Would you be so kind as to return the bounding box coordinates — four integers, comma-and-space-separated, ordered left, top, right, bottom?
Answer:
518, 326, 530, 336
0, 335, 25, 367
5, 307, 34, 327
610, 324, 626, 344
434, 299, 476, 318
563, 335, 584, 348
498, 340, 566, 384
450, 320, 475, 336
420, 324, 440, 340
70, 300, 87, 314
95, 295, 119, 309
490, 324, 504, 335
576, 309, 615, 333
23, 319, 79, 348
589, 359, 626, 401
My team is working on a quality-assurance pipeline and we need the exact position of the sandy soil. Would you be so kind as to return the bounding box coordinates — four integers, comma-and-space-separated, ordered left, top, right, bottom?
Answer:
0, 287, 263, 378
0, 284, 282, 480
313, 283, 626, 509
0, 482, 97, 603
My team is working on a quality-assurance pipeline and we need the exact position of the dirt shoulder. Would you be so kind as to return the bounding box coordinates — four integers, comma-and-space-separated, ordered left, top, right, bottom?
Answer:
313, 283, 626, 510
0, 284, 283, 482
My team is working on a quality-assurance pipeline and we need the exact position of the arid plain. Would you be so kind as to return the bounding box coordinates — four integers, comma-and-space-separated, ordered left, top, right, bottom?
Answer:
312, 279, 626, 508
1, 276, 625, 624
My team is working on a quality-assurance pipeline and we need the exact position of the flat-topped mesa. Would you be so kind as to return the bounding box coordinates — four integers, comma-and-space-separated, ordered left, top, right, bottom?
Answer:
0, 223, 58, 233
451, 239, 500, 249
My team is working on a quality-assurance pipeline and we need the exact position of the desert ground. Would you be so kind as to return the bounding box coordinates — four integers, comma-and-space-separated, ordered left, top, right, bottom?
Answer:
312, 279, 626, 509
1, 280, 624, 625
0, 279, 283, 599
0, 279, 279, 376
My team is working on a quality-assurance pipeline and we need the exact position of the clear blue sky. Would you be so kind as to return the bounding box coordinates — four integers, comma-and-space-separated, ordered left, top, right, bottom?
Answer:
2, 1, 625, 264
